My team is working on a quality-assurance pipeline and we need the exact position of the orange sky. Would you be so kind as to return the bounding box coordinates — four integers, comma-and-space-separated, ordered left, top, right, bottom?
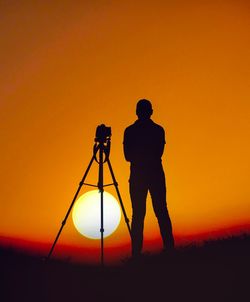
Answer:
0, 0, 250, 260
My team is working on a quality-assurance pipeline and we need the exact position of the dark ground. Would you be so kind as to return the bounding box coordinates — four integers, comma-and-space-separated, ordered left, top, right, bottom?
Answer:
2, 235, 250, 302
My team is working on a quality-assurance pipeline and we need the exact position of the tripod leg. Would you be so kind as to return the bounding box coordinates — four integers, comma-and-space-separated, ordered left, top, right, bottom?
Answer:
47, 155, 96, 259
106, 158, 132, 238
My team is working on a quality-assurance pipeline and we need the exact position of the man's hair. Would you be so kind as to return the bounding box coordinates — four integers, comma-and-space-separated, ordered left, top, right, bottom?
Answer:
136, 99, 153, 119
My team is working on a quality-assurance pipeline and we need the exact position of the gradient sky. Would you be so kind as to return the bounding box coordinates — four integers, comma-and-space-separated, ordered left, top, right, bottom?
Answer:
1, 0, 250, 259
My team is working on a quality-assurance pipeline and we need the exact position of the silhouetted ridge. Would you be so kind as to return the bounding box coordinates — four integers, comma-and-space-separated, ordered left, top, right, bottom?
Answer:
2, 235, 249, 302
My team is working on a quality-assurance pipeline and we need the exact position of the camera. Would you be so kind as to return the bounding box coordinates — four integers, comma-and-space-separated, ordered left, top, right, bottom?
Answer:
95, 124, 112, 143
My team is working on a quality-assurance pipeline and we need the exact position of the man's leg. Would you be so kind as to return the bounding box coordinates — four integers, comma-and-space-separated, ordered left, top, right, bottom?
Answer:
149, 170, 175, 250
129, 179, 148, 257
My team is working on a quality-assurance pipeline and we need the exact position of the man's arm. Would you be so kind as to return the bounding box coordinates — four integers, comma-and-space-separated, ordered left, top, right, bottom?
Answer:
155, 127, 166, 158
123, 128, 132, 162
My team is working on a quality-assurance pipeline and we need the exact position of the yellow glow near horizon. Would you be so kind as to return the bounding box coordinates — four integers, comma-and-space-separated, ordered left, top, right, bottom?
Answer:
72, 190, 121, 239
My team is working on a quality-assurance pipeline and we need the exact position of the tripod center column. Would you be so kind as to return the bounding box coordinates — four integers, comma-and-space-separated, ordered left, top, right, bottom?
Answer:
98, 142, 105, 265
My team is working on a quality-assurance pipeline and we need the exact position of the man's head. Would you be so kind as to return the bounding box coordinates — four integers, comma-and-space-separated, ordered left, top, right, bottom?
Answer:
136, 99, 153, 119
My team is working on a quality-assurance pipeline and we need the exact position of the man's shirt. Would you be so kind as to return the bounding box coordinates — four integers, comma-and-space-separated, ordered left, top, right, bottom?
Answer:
123, 119, 166, 167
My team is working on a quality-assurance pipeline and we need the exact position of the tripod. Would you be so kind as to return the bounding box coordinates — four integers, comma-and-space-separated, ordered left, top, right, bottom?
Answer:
47, 127, 131, 265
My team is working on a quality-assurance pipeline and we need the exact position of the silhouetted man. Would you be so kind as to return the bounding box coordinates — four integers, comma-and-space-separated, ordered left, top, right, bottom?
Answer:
123, 99, 174, 257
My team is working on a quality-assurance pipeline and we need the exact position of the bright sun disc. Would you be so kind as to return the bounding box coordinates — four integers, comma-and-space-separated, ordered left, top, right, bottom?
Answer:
72, 190, 121, 239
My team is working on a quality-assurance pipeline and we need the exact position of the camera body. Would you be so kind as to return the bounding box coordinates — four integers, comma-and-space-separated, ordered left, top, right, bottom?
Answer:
95, 124, 111, 143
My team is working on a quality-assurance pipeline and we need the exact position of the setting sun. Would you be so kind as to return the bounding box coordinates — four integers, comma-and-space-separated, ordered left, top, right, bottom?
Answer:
72, 190, 121, 239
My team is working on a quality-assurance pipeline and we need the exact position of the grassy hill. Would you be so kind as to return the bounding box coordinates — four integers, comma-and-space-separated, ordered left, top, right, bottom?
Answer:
2, 235, 250, 302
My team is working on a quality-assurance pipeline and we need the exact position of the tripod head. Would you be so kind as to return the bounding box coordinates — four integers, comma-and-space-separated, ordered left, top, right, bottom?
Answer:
95, 124, 111, 144
94, 124, 111, 163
